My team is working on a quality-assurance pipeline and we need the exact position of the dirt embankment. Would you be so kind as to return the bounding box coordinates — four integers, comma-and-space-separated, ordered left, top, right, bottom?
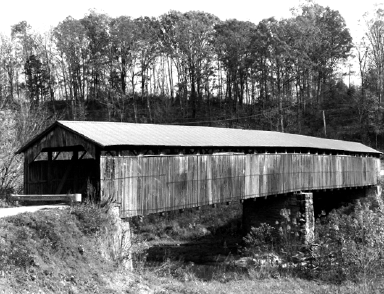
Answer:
0, 205, 137, 294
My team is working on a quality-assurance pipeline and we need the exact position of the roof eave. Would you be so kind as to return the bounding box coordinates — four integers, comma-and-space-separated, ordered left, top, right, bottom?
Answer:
15, 121, 60, 154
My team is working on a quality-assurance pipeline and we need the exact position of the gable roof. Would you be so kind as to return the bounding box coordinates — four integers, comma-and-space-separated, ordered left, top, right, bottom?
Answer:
16, 120, 381, 155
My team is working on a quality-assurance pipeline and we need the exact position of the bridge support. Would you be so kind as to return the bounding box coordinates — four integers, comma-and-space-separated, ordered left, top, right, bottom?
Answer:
108, 206, 132, 270
242, 192, 315, 244
242, 185, 382, 246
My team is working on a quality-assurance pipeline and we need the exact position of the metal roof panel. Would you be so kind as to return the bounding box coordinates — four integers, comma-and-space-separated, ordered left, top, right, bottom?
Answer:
44, 120, 380, 154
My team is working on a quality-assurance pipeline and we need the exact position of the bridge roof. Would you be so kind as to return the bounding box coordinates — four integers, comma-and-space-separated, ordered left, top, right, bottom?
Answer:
17, 120, 380, 155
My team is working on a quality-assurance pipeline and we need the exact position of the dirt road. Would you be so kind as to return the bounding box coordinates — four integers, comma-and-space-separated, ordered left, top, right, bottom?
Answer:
0, 205, 69, 218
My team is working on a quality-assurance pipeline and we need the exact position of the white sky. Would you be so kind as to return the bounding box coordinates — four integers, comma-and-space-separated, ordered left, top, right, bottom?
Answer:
0, 0, 382, 42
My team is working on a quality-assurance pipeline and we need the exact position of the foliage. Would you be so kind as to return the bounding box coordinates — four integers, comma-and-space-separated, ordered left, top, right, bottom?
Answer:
238, 194, 384, 289
313, 195, 384, 284
242, 223, 277, 254
2, 2, 379, 146
240, 208, 304, 262
69, 203, 111, 236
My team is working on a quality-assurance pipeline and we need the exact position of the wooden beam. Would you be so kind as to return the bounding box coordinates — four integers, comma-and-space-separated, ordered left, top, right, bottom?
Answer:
48, 151, 52, 193
10, 193, 82, 203
24, 156, 29, 194
73, 151, 78, 193
53, 151, 61, 160
79, 151, 87, 160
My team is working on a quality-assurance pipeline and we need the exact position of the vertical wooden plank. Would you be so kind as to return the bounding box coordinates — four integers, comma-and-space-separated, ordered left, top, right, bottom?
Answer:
197, 155, 203, 206
197, 155, 207, 206
292, 154, 297, 192
99, 156, 105, 203
132, 157, 138, 216
211, 155, 217, 204
251, 154, 259, 198
117, 157, 122, 207
24, 157, 29, 194
261, 154, 268, 196
121, 157, 126, 217
304, 154, 309, 190
301, 154, 305, 190
241, 154, 246, 199
236, 155, 243, 200
309, 154, 314, 190
257, 154, 263, 197
278, 153, 284, 194
124, 157, 131, 218
144, 157, 151, 214
190, 155, 198, 208
159, 156, 166, 212
244, 154, 250, 199
136, 156, 142, 216
229, 155, 235, 201
167, 156, 172, 210
284, 154, 291, 193
271, 154, 276, 194
337, 156, 342, 188
206, 155, 213, 205
175, 155, 186, 209
169, 156, 175, 209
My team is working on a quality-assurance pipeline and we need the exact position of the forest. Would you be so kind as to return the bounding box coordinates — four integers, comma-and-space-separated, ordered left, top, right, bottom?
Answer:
1, 1, 384, 192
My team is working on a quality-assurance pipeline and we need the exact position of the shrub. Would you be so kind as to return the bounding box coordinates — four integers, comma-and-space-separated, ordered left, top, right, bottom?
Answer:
314, 196, 384, 284
70, 202, 112, 236
240, 208, 303, 262
241, 223, 277, 255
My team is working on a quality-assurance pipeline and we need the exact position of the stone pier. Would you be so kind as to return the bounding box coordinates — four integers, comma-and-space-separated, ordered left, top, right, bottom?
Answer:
108, 206, 132, 270
242, 192, 315, 244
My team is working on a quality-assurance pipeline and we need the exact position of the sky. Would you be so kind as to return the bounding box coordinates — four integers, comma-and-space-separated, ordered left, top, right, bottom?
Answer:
0, 0, 382, 42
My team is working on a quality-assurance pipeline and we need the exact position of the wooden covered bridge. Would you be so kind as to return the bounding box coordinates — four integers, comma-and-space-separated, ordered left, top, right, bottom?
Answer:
17, 121, 381, 220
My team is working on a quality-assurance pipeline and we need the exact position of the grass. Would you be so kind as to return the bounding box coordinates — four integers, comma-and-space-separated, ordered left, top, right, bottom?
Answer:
132, 265, 384, 294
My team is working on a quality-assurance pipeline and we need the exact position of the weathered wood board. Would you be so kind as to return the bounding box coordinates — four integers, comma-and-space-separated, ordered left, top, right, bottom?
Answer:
100, 154, 379, 218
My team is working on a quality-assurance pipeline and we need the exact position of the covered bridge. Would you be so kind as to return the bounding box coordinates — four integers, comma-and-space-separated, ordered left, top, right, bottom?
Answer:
16, 121, 381, 218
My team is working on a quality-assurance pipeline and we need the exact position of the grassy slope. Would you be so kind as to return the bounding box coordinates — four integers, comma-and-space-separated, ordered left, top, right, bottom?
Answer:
0, 205, 135, 293
1, 202, 384, 294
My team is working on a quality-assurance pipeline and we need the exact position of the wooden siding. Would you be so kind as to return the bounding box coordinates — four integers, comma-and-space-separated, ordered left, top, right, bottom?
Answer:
25, 126, 97, 165
100, 154, 379, 218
